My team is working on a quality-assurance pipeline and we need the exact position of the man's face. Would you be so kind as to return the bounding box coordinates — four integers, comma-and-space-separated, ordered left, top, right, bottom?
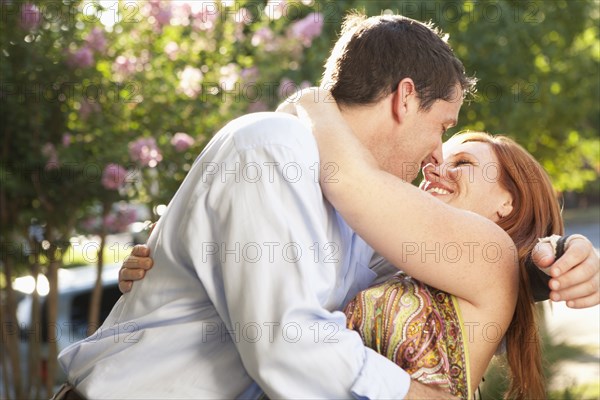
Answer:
370, 86, 463, 182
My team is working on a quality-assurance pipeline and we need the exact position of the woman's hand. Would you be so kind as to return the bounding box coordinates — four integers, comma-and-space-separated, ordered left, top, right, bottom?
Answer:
118, 244, 153, 293
277, 87, 379, 192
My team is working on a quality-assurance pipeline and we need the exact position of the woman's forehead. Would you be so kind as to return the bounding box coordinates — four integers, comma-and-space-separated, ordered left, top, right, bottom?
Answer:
443, 140, 494, 160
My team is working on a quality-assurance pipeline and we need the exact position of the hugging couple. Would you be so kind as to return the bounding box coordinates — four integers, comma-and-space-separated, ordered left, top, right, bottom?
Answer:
54, 13, 599, 400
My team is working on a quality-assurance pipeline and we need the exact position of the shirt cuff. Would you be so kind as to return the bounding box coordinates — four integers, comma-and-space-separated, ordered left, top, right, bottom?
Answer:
350, 348, 411, 399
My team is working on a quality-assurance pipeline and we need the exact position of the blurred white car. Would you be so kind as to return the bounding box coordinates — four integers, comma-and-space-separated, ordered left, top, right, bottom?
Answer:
14, 263, 122, 384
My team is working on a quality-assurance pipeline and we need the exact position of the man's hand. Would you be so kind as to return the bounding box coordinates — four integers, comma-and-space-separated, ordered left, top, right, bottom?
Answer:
118, 244, 153, 294
532, 235, 600, 308
404, 380, 458, 399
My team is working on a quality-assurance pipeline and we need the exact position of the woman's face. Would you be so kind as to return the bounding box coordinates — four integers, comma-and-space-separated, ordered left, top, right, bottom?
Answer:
419, 140, 514, 222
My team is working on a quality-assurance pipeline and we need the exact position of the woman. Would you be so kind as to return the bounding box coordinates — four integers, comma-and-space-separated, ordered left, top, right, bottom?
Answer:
290, 94, 563, 399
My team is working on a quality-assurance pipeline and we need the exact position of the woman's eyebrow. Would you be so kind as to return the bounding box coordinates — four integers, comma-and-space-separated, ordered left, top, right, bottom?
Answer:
446, 151, 479, 163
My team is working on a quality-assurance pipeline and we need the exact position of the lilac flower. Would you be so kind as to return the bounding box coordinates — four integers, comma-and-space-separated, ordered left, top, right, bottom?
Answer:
164, 41, 179, 60
219, 63, 240, 91
300, 80, 312, 90
171, 2, 192, 26
62, 133, 72, 147
247, 101, 269, 113
241, 67, 259, 83
154, 8, 172, 27
85, 27, 107, 53
42, 143, 59, 170
189, 1, 219, 31
278, 77, 297, 99
234, 7, 252, 25
20, 3, 41, 31
144, 0, 172, 29
101, 163, 127, 190
178, 66, 203, 98
113, 55, 138, 79
129, 137, 163, 168
265, 0, 286, 21
81, 216, 101, 233
290, 12, 324, 46
104, 205, 137, 233
251, 27, 274, 47
171, 132, 195, 152
67, 47, 94, 69
79, 100, 101, 120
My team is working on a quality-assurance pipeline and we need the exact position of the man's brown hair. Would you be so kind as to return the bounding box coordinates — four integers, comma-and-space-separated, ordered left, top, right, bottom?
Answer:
322, 13, 476, 110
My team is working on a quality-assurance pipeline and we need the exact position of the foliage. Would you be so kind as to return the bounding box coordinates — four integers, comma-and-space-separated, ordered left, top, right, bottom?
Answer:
0, 0, 598, 397
2, 0, 598, 252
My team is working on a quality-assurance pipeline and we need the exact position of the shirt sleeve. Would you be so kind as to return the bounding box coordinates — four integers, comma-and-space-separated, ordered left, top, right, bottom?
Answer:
184, 126, 411, 399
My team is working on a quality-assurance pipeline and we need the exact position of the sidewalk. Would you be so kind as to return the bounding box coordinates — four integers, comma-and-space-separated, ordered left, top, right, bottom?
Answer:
546, 207, 600, 394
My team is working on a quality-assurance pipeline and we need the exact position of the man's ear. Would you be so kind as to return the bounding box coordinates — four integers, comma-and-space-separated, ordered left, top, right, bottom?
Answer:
392, 78, 416, 122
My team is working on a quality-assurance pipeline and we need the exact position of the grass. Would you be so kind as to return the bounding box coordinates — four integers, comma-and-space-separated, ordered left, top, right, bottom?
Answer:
549, 381, 600, 400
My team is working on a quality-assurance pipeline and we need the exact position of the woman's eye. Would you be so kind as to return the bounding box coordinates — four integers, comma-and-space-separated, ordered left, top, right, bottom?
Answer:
453, 160, 471, 166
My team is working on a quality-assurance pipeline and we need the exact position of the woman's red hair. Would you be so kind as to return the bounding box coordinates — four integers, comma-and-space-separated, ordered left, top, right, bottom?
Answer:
450, 132, 564, 399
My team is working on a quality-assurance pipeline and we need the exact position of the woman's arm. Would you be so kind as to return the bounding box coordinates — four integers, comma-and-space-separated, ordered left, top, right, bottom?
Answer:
293, 89, 518, 308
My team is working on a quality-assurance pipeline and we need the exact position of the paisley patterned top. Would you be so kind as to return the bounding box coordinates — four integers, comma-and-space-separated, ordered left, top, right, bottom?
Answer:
345, 272, 472, 399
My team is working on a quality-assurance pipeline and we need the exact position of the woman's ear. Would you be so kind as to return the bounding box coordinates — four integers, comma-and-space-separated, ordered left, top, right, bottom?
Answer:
497, 197, 514, 220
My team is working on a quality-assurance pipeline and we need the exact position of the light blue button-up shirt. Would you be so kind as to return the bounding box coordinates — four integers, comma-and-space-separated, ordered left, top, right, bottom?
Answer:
58, 112, 410, 399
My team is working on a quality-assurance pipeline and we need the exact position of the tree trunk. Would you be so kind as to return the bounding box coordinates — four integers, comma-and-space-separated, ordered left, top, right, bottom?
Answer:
26, 241, 43, 400
1, 336, 12, 398
87, 202, 110, 336
1, 256, 24, 400
45, 245, 60, 397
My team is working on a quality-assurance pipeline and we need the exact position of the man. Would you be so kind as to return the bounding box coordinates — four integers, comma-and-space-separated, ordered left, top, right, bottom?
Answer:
58, 14, 599, 399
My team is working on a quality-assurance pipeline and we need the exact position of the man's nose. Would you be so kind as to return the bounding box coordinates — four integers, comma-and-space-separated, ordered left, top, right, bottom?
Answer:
422, 162, 441, 182
421, 143, 443, 169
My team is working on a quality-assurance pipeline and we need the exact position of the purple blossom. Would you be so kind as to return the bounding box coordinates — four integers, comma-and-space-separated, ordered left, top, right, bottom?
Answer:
67, 47, 94, 69
264, 0, 286, 20
104, 206, 137, 234
234, 7, 252, 25
20, 3, 41, 31
164, 41, 179, 60
144, 0, 172, 29
85, 27, 107, 53
247, 101, 269, 113
79, 100, 101, 120
241, 67, 259, 82
219, 63, 239, 91
251, 27, 274, 47
101, 163, 127, 190
113, 55, 138, 79
290, 12, 324, 46
42, 143, 59, 170
300, 80, 312, 90
278, 77, 298, 99
154, 8, 172, 26
62, 133, 72, 147
189, 1, 219, 31
129, 137, 163, 168
171, 132, 195, 152
178, 66, 203, 98
81, 216, 101, 233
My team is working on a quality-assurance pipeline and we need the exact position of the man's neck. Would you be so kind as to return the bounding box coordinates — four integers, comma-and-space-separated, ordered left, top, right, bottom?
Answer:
338, 101, 391, 146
